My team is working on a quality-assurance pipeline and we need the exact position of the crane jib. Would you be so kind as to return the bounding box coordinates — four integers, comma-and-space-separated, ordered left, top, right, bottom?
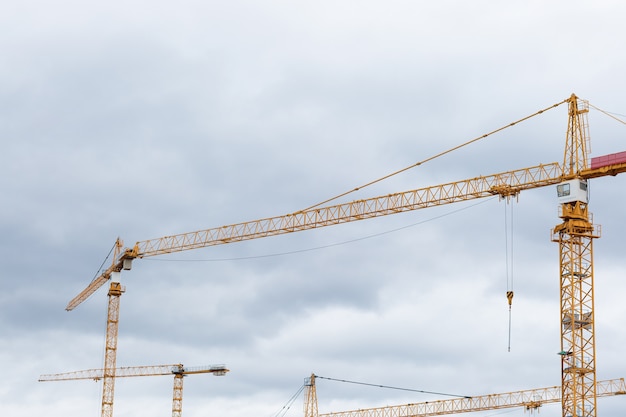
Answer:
134, 162, 563, 258
67, 158, 626, 312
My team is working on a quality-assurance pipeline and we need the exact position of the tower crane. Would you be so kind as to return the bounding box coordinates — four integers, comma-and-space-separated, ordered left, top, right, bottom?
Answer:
303, 374, 626, 417
65, 94, 626, 417
39, 363, 228, 417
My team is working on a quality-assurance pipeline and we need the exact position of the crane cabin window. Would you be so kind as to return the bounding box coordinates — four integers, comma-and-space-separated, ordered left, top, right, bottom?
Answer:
557, 179, 588, 204
557, 183, 570, 197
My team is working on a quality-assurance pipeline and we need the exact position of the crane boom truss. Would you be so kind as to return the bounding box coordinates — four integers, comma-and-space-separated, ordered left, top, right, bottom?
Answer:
132, 163, 563, 257
66, 160, 626, 313
39, 364, 229, 381
317, 378, 626, 417
67, 162, 565, 311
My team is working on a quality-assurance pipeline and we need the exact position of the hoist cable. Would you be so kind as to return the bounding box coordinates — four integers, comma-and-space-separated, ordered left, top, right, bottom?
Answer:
504, 203, 514, 352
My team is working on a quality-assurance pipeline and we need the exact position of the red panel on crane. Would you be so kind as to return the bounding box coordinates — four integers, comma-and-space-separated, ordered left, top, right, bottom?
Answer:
590, 151, 626, 169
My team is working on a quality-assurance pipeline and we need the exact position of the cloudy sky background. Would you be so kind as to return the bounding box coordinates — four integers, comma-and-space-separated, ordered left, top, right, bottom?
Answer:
2, 1, 626, 416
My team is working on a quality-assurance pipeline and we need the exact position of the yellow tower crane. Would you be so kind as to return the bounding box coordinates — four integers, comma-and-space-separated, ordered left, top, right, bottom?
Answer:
303, 374, 626, 417
65, 94, 626, 417
39, 363, 228, 417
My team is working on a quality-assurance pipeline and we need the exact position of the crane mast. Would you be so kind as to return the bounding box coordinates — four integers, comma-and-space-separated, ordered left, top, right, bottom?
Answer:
101, 240, 128, 417
553, 96, 597, 417
102, 279, 123, 417
304, 374, 319, 417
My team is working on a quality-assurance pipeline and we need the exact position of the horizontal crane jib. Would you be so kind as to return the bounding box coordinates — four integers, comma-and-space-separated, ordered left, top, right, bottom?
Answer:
134, 163, 563, 258
66, 162, 565, 311
319, 378, 626, 417
39, 364, 229, 381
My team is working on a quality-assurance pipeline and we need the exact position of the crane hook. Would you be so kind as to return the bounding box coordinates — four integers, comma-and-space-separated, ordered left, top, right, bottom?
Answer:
506, 291, 514, 352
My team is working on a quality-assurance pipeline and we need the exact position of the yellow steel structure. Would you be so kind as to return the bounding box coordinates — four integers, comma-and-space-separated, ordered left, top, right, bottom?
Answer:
553, 97, 597, 417
39, 363, 228, 417
66, 161, 563, 305
65, 94, 626, 417
304, 374, 319, 417
311, 377, 626, 417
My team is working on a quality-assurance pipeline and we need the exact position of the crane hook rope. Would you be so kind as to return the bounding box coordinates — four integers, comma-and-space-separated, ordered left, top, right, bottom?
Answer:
504, 201, 515, 352
304, 99, 569, 211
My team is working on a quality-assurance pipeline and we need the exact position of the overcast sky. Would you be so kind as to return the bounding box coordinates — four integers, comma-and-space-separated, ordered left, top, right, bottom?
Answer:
2, 1, 626, 417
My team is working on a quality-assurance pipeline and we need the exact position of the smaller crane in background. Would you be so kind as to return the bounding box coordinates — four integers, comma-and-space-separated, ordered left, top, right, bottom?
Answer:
305, 374, 626, 417
39, 363, 228, 417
